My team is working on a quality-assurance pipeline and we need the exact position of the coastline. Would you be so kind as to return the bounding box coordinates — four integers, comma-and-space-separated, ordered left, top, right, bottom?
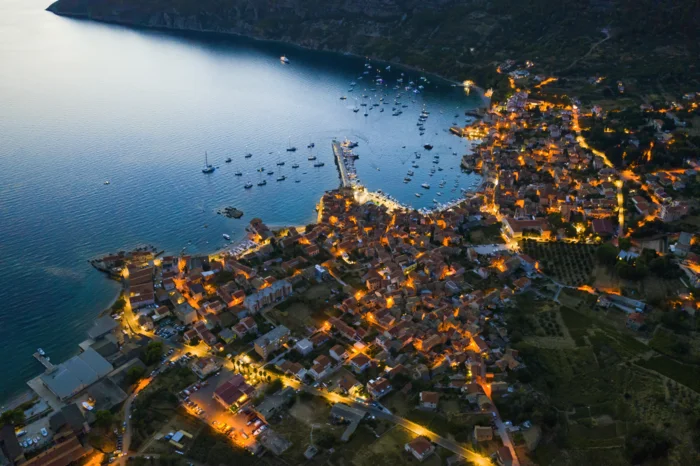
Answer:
45, 8, 490, 107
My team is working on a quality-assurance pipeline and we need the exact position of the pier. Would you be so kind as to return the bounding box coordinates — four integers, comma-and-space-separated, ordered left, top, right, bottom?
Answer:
332, 140, 352, 188
33, 352, 55, 372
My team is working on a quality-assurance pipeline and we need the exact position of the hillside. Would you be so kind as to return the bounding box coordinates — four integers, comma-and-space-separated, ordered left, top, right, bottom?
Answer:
47, 0, 700, 103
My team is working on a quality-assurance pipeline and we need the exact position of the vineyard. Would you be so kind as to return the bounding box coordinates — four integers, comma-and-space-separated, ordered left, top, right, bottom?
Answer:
521, 240, 597, 286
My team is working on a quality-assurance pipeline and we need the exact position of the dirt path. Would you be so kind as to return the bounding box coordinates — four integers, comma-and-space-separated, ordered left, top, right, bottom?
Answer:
560, 30, 611, 72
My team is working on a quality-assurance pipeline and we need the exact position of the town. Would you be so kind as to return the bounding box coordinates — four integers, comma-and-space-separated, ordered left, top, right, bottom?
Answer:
2, 61, 700, 466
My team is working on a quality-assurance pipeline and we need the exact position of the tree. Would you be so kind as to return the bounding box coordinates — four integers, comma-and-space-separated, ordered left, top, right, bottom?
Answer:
625, 427, 671, 464
111, 297, 126, 312
0, 408, 25, 426
596, 243, 619, 266
126, 365, 146, 384
141, 341, 164, 365
94, 410, 114, 429
618, 237, 632, 251
315, 430, 337, 449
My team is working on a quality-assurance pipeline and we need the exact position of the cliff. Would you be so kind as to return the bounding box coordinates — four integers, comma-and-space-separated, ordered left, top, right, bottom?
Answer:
47, 0, 700, 98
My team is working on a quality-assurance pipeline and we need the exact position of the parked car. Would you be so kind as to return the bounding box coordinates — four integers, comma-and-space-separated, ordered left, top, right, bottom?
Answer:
40, 428, 48, 437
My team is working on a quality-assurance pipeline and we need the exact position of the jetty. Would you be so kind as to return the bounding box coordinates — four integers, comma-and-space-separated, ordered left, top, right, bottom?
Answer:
332, 140, 352, 188
33, 352, 55, 371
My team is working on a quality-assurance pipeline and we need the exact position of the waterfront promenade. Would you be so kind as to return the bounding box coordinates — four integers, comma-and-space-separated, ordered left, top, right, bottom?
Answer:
332, 140, 353, 188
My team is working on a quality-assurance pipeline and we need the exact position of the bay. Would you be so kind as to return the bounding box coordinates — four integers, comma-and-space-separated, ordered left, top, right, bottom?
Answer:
0, 0, 481, 400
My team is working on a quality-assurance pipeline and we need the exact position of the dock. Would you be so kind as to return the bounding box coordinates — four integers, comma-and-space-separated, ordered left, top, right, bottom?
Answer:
332, 140, 352, 188
33, 352, 55, 372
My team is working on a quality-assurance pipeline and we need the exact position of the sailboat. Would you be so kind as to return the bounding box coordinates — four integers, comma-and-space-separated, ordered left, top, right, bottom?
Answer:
202, 152, 215, 173
286, 138, 297, 152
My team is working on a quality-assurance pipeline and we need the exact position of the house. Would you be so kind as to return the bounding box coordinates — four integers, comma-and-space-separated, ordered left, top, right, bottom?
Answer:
626, 312, 645, 331
512, 277, 531, 293
329, 345, 349, 362
152, 306, 171, 322
174, 303, 197, 325
232, 316, 258, 338
295, 339, 314, 356
279, 360, 307, 380
213, 374, 255, 408
404, 436, 435, 462
592, 218, 616, 237
473, 425, 493, 442
367, 377, 392, 399
219, 328, 236, 344
419, 391, 439, 410
253, 326, 290, 359
191, 357, 220, 379
497, 446, 513, 466
336, 373, 361, 395
309, 355, 333, 380
349, 353, 371, 373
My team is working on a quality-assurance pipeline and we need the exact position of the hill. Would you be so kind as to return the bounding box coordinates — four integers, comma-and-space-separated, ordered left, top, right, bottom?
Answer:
46, 0, 700, 103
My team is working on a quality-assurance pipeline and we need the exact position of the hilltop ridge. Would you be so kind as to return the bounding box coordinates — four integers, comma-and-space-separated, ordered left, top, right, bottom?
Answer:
47, 0, 700, 102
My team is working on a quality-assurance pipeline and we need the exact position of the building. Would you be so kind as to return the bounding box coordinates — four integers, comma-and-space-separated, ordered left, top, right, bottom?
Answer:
404, 436, 435, 462
0, 424, 24, 466
419, 391, 439, 410
329, 345, 348, 362
21, 431, 89, 466
309, 355, 332, 380
497, 446, 513, 466
473, 425, 493, 442
295, 339, 314, 356
253, 326, 290, 359
174, 303, 197, 325
367, 377, 392, 399
244, 280, 293, 313
213, 374, 254, 409
39, 348, 114, 401
349, 353, 371, 373
191, 357, 221, 379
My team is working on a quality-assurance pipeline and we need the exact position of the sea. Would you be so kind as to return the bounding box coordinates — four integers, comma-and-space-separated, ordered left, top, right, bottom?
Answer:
0, 0, 483, 402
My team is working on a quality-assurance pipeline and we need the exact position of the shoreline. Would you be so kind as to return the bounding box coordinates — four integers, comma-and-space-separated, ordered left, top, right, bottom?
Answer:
46, 9, 490, 107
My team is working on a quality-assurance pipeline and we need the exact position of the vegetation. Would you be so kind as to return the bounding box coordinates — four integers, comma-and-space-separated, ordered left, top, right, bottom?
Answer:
189, 426, 255, 466
521, 240, 596, 286
140, 341, 164, 365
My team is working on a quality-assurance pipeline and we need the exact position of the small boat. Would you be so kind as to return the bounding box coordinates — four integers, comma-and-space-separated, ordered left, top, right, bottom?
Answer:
422, 183, 430, 189
244, 182, 253, 189
267, 171, 274, 175
225, 157, 232, 163
404, 177, 412, 182
407, 170, 414, 176
423, 144, 433, 150
235, 171, 243, 176
280, 55, 290, 64
277, 161, 285, 166
340, 96, 347, 100
308, 155, 317, 161
353, 108, 360, 113
415, 193, 422, 198
286, 138, 297, 152
37, 348, 45, 356
292, 163, 299, 169
257, 180, 267, 186
277, 175, 286, 181
295, 179, 301, 183
103, 180, 110, 185
313, 162, 325, 167
202, 152, 215, 173
223, 234, 231, 240
245, 153, 253, 158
